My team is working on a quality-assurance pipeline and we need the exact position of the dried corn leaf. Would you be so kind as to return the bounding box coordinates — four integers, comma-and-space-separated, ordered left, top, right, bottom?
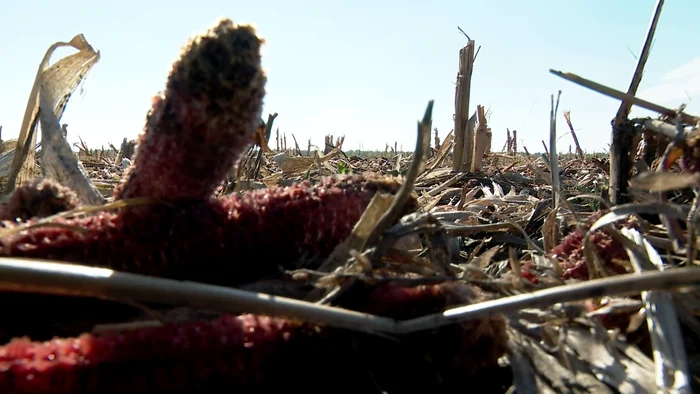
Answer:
5, 34, 99, 193
419, 131, 454, 180
588, 203, 687, 234
509, 330, 582, 393
564, 327, 655, 393
470, 245, 501, 270
274, 154, 315, 174
38, 86, 103, 204
620, 227, 691, 392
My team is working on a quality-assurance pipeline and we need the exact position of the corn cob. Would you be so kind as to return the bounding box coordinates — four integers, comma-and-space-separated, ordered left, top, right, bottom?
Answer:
340, 280, 510, 388
548, 211, 633, 280
0, 175, 406, 286
0, 314, 332, 393
113, 18, 266, 202
0, 281, 509, 394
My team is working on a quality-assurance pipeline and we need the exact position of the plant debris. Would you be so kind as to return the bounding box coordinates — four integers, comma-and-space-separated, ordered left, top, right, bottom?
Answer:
0, 10, 700, 394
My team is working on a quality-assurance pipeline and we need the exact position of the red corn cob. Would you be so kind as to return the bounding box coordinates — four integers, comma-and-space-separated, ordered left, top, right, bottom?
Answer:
337, 280, 510, 387
547, 211, 633, 280
0, 281, 509, 394
0, 175, 409, 287
0, 174, 414, 343
114, 19, 266, 201
549, 226, 629, 280
0, 178, 80, 223
0, 314, 335, 394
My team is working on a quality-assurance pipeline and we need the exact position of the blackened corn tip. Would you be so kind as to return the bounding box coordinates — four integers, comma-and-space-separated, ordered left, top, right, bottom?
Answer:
114, 17, 267, 201
170, 18, 266, 101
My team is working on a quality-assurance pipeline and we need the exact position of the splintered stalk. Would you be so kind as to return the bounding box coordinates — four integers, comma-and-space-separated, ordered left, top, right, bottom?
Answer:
550, 91, 562, 208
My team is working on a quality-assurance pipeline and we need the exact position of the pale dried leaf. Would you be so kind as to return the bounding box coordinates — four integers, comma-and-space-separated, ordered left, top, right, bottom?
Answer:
564, 327, 655, 393
427, 173, 462, 197
511, 331, 580, 393
421, 132, 454, 175
37, 47, 102, 204
455, 213, 479, 225
588, 203, 687, 234
620, 227, 692, 392
422, 192, 446, 212
0, 149, 17, 178
6, 34, 99, 193
416, 167, 452, 182
492, 180, 505, 197
573, 372, 615, 394
626, 309, 647, 333
470, 245, 501, 270
274, 154, 314, 174
508, 337, 540, 393
38, 86, 103, 205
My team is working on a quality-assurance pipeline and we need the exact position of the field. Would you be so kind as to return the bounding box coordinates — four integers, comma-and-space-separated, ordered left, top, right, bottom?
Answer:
0, 8, 699, 394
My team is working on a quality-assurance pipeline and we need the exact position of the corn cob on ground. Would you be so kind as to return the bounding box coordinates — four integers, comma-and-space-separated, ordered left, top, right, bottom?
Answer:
0, 282, 509, 394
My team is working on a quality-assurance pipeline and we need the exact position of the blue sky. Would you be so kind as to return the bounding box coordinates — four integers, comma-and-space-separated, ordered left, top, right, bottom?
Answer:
1, 0, 698, 154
